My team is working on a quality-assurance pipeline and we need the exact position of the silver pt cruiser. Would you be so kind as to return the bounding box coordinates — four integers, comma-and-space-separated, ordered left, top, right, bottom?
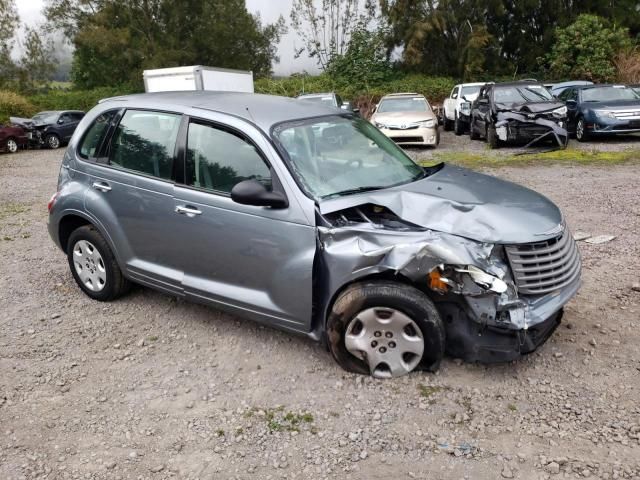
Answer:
48, 92, 581, 378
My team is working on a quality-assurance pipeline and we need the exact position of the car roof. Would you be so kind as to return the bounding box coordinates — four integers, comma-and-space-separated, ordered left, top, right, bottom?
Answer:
457, 82, 485, 87
574, 83, 630, 90
297, 92, 335, 98
380, 93, 425, 99
490, 81, 542, 88
101, 91, 342, 131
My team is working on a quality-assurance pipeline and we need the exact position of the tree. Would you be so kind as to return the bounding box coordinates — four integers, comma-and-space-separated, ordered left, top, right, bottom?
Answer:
0, 0, 19, 87
326, 23, 393, 90
18, 26, 57, 91
290, 0, 376, 70
45, 0, 286, 89
546, 14, 632, 82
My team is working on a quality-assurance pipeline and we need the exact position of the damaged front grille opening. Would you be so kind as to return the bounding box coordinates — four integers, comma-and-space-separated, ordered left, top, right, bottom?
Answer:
325, 204, 425, 231
495, 110, 569, 155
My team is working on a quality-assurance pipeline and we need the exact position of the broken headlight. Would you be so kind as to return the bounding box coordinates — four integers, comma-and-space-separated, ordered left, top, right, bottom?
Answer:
552, 106, 567, 118
429, 265, 508, 295
460, 102, 471, 116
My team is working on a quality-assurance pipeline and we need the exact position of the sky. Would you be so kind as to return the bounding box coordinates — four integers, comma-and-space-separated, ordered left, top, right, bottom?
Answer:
15, 0, 321, 75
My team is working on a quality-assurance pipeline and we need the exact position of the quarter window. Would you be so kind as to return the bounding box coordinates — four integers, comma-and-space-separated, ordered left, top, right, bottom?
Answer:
78, 110, 118, 159
186, 122, 271, 194
108, 110, 181, 180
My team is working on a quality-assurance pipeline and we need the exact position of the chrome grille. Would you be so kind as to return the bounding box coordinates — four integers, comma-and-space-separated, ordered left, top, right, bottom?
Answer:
505, 231, 581, 295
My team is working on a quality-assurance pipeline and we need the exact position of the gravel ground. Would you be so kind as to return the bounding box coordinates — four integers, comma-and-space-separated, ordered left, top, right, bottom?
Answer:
1, 145, 639, 480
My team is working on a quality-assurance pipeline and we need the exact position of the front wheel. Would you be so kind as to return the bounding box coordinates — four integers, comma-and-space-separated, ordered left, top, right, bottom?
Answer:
45, 134, 61, 149
469, 119, 480, 140
576, 117, 589, 142
487, 125, 500, 149
5, 138, 18, 153
326, 282, 445, 378
454, 115, 464, 136
67, 225, 130, 301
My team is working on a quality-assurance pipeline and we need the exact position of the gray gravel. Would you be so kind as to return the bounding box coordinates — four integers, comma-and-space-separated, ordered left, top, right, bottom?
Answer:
1, 147, 639, 479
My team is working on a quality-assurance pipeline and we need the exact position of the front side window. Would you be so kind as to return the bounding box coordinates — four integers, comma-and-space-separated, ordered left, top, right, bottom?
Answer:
108, 110, 181, 180
273, 116, 425, 199
377, 97, 430, 113
186, 122, 271, 194
451, 87, 459, 98
78, 110, 119, 159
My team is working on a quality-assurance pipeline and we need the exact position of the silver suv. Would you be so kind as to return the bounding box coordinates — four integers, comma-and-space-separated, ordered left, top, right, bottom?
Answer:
48, 92, 581, 378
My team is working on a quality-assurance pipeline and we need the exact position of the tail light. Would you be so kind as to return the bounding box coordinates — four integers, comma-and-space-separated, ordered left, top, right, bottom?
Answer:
47, 192, 59, 213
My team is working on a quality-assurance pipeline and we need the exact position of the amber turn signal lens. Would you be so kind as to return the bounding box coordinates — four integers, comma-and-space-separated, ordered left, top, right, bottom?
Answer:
428, 270, 448, 291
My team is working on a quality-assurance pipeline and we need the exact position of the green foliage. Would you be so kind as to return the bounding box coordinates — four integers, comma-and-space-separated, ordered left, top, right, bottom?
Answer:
0, 90, 36, 124
325, 24, 394, 90
27, 86, 137, 113
17, 27, 57, 93
45, 0, 286, 89
0, 0, 18, 88
546, 15, 633, 82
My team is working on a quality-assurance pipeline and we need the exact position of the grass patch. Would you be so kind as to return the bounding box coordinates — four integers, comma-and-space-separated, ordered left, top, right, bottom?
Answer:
418, 384, 445, 399
0, 203, 29, 221
264, 407, 314, 433
419, 147, 640, 169
507, 403, 518, 411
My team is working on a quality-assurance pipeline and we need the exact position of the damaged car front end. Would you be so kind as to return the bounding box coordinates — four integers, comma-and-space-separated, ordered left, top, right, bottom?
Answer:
275, 114, 580, 376
470, 81, 568, 150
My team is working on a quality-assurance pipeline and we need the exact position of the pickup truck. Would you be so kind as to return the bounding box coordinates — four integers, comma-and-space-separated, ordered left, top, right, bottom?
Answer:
443, 82, 484, 135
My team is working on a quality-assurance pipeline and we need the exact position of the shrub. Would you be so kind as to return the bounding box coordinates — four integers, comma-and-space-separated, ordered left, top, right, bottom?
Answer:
28, 86, 139, 113
614, 47, 640, 83
0, 91, 37, 124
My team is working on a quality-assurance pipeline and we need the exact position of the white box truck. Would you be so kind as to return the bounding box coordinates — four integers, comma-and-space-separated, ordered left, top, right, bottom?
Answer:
143, 66, 254, 93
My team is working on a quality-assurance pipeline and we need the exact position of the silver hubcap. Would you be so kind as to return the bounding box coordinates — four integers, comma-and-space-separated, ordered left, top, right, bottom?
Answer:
7, 139, 17, 153
345, 307, 424, 378
577, 120, 584, 139
48, 136, 60, 148
72, 240, 107, 292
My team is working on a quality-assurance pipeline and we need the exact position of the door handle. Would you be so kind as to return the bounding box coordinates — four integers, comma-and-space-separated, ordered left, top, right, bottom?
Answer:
175, 205, 202, 216
92, 181, 112, 192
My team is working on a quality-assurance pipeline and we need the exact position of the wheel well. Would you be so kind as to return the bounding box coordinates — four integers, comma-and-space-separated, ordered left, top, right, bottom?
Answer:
58, 215, 91, 253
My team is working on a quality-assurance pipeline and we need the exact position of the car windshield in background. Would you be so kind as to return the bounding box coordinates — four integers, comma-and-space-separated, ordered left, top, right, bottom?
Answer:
582, 86, 640, 102
494, 85, 554, 103
377, 97, 429, 113
299, 95, 335, 106
273, 116, 425, 199
461, 86, 481, 97
32, 112, 59, 124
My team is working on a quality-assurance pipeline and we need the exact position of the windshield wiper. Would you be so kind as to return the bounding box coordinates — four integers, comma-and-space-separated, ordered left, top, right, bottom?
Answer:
324, 185, 386, 199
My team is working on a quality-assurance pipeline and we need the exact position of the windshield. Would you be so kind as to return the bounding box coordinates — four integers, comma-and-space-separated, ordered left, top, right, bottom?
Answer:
298, 95, 336, 107
32, 111, 59, 124
273, 116, 425, 199
378, 97, 429, 113
461, 86, 481, 97
582, 86, 640, 102
493, 84, 554, 103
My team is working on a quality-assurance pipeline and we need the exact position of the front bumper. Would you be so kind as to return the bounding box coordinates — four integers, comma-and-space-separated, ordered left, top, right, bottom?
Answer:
587, 117, 640, 134
441, 275, 580, 363
378, 126, 439, 146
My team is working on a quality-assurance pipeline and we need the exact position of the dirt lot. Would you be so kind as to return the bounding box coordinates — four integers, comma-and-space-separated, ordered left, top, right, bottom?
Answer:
1, 135, 639, 480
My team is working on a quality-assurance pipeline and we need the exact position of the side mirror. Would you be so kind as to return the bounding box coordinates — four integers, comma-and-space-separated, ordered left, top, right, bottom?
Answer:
566, 99, 577, 107
452, 93, 458, 99
57, 118, 65, 124
231, 179, 288, 209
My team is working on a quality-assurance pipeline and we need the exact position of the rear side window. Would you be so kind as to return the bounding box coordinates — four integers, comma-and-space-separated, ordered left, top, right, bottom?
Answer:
108, 110, 181, 180
78, 110, 118, 159
186, 122, 271, 194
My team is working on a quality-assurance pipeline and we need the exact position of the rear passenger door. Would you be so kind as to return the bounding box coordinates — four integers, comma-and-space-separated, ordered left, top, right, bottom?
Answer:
83, 109, 186, 295
173, 117, 315, 330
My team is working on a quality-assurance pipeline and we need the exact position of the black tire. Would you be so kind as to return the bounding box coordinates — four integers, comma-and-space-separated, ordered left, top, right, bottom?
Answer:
576, 117, 589, 142
326, 281, 445, 377
45, 133, 61, 149
487, 124, 500, 149
5, 137, 18, 153
443, 118, 453, 131
66, 225, 130, 301
469, 119, 480, 140
454, 115, 464, 136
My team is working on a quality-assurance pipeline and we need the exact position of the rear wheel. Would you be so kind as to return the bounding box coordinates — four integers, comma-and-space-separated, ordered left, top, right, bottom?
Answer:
326, 281, 445, 378
443, 117, 453, 131
576, 117, 589, 142
5, 138, 18, 153
67, 225, 130, 301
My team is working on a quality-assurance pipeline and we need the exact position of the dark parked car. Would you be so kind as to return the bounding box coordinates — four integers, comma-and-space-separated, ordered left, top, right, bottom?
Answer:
47, 92, 580, 378
557, 84, 640, 141
469, 81, 568, 149
0, 123, 28, 153
10, 110, 85, 149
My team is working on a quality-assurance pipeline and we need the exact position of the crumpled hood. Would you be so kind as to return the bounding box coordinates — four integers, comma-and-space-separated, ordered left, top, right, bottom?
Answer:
496, 101, 565, 114
319, 164, 563, 244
